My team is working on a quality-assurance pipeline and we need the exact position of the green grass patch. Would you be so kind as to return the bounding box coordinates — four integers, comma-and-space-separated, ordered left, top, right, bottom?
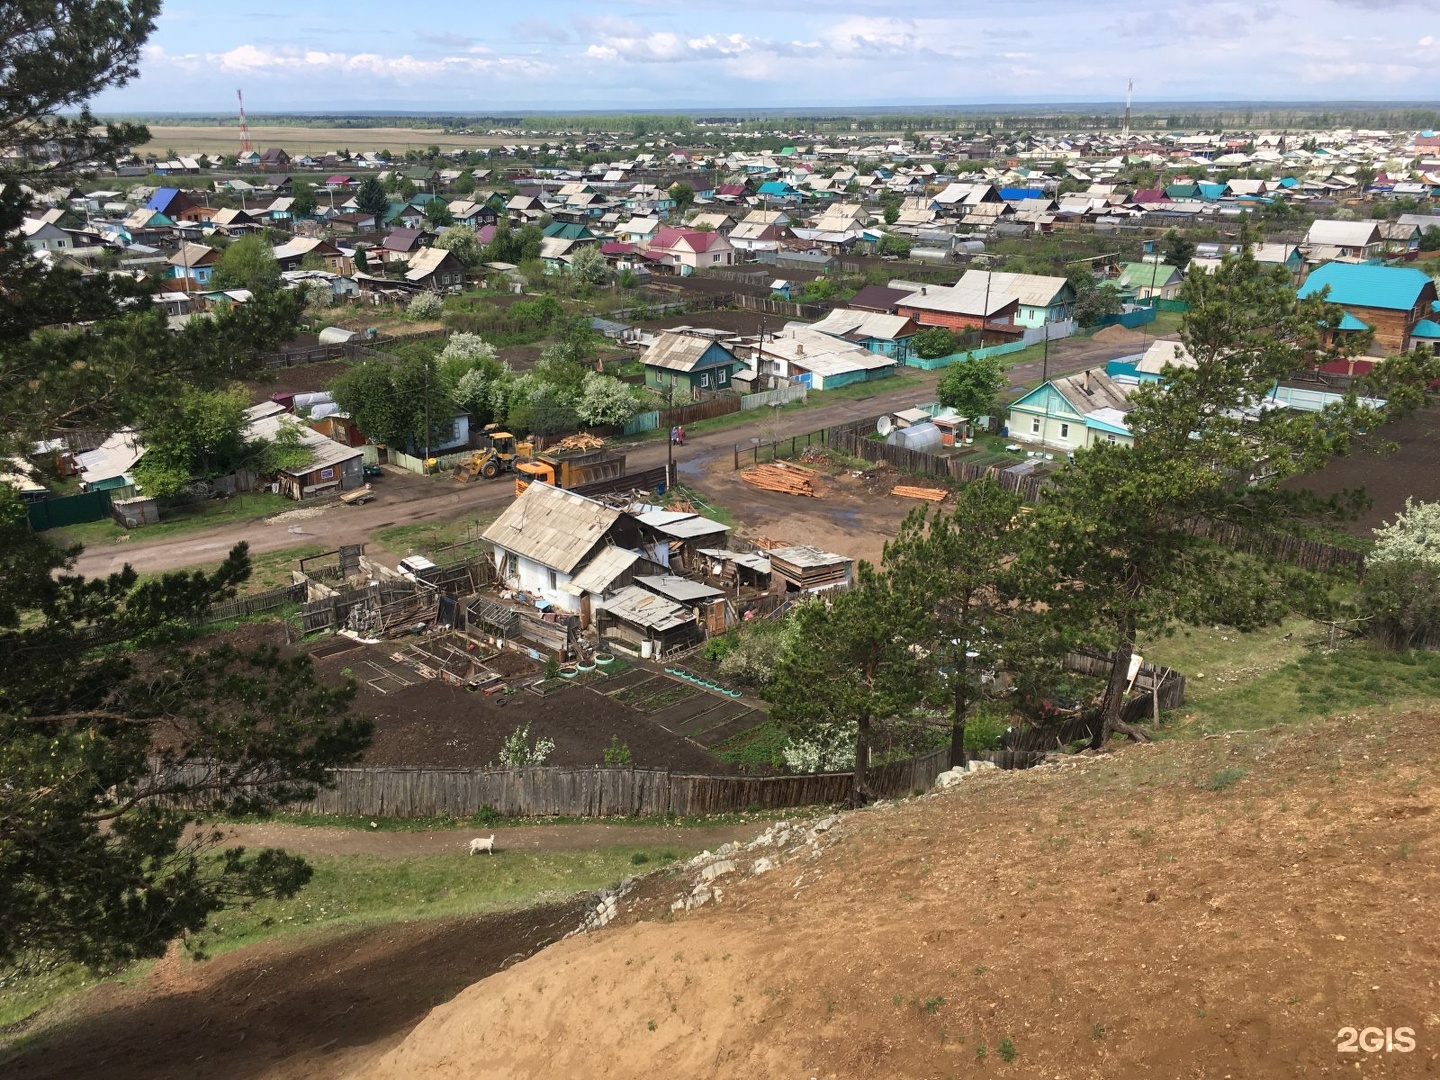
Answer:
188, 848, 685, 958
1171, 640, 1440, 735
1200, 765, 1250, 791
714, 717, 789, 772
807, 371, 932, 402
46, 492, 295, 550
1140, 616, 1314, 703
0, 958, 155, 1030
373, 513, 495, 557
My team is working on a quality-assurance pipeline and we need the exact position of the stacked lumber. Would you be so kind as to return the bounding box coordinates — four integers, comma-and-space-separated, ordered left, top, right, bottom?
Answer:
891, 484, 948, 502
551, 432, 606, 452
749, 535, 789, 550
740, 462, 820, 497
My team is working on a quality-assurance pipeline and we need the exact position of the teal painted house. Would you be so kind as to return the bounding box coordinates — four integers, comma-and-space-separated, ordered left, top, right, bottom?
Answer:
642, 331, 742, 396
1006, 369, 1134, 452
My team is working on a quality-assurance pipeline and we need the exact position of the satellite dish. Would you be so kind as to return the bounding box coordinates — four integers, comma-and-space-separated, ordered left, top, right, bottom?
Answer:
876, 415, 894, 436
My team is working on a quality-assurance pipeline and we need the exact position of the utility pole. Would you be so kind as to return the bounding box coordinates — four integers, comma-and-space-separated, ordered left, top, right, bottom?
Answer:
423, 356, 432, 468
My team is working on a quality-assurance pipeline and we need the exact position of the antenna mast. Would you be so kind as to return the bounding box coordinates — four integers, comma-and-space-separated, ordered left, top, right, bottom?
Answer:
1122, 78, 1133, 140
237, 89, 253, 156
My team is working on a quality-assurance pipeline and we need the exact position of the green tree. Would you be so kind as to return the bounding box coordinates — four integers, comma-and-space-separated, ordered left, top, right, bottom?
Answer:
510, 381, 578, 437
913, 326, 957, 359
668, 182, 695, 218
1358, 499, 1440, 647
290, 180, 317, 219
1162, 229, 1196, 273
212, 234, 281, 293
331, 349, 454, 453
424, 199, 454, 228
433, 225, 482, 267
937, 353, 1005, 418
768, 563, 928, 803
877, 233, 911, 259
1421, 226, 1440, 252
882, 197, 900, 226
568, 243, 610, 286
453, 172, 476, 196
132, 386, 253, 497
0, 6, 370, 971
884, 483, 1044, 767
355, 175, 389, 222
1032, 252, 1439, 747
574, 371, 640, 427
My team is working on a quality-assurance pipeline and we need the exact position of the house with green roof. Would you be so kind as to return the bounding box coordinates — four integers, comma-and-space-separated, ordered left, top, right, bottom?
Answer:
1299, 263, 1439, 354
1118, 260, 1184, 300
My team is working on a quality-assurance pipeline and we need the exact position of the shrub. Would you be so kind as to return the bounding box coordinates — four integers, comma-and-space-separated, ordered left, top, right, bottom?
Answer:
602, 735, 633, 766
780, 725, 856, 773
498, 723, 556, 767
913, 326, 957, 359
407, 291, 443, 320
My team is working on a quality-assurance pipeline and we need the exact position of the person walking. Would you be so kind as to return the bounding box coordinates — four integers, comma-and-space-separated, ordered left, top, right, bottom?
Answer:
677, 424, 685, 446
670, 425, 679, 445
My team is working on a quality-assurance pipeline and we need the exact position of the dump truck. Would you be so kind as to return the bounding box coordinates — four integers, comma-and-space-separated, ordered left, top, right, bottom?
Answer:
514, 446, 627, 496
453, 426, 532, 482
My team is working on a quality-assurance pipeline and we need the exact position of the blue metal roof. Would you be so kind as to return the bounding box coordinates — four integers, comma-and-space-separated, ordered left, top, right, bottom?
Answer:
1299, 263, 1435, 311
1000, 187, 1045, 200
1412, 319, 1440, 339
146, 188, 180, 213
1197, 182, 1227, 200
1336, 312, 1371, 332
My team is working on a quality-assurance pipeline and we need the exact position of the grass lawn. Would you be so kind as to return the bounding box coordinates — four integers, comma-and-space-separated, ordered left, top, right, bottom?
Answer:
46, 492, 294, 550
373, 513, 496, 558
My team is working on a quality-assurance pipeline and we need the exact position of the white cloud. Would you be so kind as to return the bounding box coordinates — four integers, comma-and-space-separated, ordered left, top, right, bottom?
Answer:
142, 43, 552, 83
1421, 34, 1435, 46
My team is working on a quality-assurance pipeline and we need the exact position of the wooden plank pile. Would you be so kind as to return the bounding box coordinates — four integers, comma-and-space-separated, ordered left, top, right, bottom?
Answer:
551, 432, 606, 452
740, 462, 821, 497
891, 484, 948, 502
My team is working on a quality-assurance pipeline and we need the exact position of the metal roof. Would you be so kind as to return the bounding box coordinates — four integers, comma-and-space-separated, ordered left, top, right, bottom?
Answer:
766, 544, 851, 568
634, 574, 726, 603
1300, 263, 1435, 312
600, 584, 695, 632
957, 269, 1071, 309
570, 546, 640, 595
641, 332, 737, 373
699, 547, 771, 573
482, 482, 621, 574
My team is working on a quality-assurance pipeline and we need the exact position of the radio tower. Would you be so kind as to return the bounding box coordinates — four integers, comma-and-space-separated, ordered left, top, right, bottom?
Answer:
1122, 78, 1133, 141
237, 89, 253, 156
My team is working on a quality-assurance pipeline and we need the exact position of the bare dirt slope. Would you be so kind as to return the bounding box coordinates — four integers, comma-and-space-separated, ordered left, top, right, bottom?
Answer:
360, 711, 1440, 1079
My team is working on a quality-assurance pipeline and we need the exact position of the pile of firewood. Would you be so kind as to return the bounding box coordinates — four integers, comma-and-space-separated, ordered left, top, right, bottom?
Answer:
550, 432, 606, 452
740, 462, 821, 497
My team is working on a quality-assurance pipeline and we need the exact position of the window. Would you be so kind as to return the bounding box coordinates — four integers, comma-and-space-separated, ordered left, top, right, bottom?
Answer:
717, 368, 728, 385
1059, 423, 1070, 439
1031, 417, 1041, 434
548, 569, 557, 591
699, 371, 711, 389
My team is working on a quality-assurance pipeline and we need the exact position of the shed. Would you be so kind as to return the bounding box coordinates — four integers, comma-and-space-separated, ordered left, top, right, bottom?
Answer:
766, 545, 854, 593
598, 584, 698, 652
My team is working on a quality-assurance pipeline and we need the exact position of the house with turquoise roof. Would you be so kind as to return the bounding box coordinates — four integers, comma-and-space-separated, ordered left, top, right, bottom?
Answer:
1006, 369, 1134, 453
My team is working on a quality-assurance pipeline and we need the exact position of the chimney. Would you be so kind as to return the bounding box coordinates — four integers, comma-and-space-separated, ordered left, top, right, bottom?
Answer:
921, 285, 927, 295
796, 342, 804, 356
1084, 369, 1091, 391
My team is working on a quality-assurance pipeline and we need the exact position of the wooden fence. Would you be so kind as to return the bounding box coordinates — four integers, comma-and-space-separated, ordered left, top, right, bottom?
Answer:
155, 743, 1046, 819
206, 583, 306, 624
733, 293, 830, 320
823, 418, 1050, 502
1185, 517, 1366, 579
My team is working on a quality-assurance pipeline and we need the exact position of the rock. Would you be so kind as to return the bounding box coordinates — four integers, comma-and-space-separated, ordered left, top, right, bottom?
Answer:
933, 768, 966, 790
966, 760, 998, 773
751, 856, 776, 876
811, 814, 840, 834
700, 859, 736, 882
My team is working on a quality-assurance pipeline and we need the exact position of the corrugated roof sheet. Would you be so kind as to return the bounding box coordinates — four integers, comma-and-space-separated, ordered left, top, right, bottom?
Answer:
634, 574, 725, 603
1300, 263, 1435, 312
570, 545, 640, 594
601, 584, 694, 631
482, 482, 620, 574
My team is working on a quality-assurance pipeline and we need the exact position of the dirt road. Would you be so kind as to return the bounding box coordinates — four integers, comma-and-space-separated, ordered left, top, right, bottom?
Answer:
209, 820, 767, 858
69, 334, 1140, 579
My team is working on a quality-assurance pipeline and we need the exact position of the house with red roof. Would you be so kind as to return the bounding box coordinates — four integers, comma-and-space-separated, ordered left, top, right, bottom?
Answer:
645, 227, 735, 273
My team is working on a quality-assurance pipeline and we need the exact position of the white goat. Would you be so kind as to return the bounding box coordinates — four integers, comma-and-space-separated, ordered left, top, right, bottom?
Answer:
469, 834, 496, 855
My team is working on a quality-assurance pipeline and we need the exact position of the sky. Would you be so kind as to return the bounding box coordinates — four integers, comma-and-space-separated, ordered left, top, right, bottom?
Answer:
92, 0, 1440, 113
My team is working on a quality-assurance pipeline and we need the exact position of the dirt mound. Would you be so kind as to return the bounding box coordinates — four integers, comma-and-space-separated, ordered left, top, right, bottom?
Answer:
360, 711, 1440, 1079
1089, 324, 1150, 345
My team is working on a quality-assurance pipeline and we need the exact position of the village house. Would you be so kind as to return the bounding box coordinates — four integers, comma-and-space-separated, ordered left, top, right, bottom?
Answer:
272, 237, 350, 274
166, 241, 220, 288
404, 247, 467, 292
806, 308, 918, 359
1117, 260, 1184, 300
247, 402, 364, 500
1007, 368, 1133, 452
895, 280, 1020, 333
641, 330, 744, 396
1299, 263, 1440, 354
956, 270, 1076, 327
645, 227, 735, 273
1304, 219, 1383, 261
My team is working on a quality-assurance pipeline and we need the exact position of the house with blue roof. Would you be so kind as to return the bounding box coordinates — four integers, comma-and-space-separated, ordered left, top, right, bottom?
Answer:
1299, 263, 1439, 354
757, 180, 800, 203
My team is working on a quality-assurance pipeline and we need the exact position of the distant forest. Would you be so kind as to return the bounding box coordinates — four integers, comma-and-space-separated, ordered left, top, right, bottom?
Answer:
99, 105, 1440, 134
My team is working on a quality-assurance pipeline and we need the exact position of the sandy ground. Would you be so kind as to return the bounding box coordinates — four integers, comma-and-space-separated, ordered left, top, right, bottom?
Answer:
359, 708, 1440, 1079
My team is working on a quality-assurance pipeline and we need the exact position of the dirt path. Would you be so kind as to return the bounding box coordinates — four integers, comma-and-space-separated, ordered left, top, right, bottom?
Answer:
67, 335, 1141, 580
210, 820, 768, 858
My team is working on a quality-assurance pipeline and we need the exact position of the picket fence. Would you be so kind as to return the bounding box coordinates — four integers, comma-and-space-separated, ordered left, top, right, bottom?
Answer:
740, 385, 809, 410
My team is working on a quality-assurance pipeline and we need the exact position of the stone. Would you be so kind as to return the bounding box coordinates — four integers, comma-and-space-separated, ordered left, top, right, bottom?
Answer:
700, 858, 736, 882
751, 856, 776, 876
